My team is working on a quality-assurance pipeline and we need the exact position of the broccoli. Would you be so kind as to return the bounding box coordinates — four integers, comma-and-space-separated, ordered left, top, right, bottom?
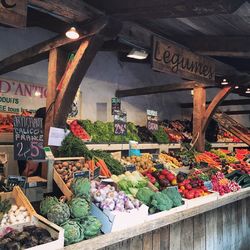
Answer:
162, 188, 183, 207
150, 192, 173, 212
136, 187, 154, 206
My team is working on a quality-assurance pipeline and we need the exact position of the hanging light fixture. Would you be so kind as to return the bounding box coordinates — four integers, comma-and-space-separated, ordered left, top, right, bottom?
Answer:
245, 88, 250, 94
127, 48, 148, 60
221, 79, 228, 85
234, 85, 239, 89
65, 27, 79, 39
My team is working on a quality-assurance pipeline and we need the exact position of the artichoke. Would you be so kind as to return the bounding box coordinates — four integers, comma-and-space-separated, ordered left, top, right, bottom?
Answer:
47, 202, 70, 225
40, 196, 59, 216
68, 197, 89, 219
61, 220, 84, 246
82, 216, 102, 239
71, 178, 90, 200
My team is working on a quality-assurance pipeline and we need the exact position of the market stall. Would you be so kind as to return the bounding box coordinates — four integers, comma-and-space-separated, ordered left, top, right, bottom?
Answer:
0, 1, 250, 250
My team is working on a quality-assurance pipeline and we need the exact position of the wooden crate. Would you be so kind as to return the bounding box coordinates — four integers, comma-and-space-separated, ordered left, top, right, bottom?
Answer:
0, 213, 64, 250
53, 157, 84, 200
0, 186, 36, 216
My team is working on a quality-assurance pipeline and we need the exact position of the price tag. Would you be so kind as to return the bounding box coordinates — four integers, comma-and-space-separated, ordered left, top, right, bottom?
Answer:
13, 116, 45, 160
73, 171, 89, 179
125, 164, 136, 172
147, 110, 158, 132
152, 154, 159, 162
114, 110, 127, 136
200, 161, 209, 168
7, 176, 26, 188
111, 97, 121, 115
93, 167, 101, 179
154, 163, 164, 170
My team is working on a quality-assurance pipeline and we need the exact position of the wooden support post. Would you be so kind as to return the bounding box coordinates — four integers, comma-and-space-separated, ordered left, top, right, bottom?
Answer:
45, 48, 68, 145
202, 86, 232, 132
193, 86, 206, 152
53, 35, 103, 127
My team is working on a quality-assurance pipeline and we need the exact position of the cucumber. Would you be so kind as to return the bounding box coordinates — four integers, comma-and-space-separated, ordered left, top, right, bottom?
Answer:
237, 174, 249, 185
242, 183, 250, 188
225, 170, 243, 179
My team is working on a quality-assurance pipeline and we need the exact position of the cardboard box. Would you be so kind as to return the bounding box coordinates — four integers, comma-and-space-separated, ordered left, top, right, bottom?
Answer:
91, 203, 148, 233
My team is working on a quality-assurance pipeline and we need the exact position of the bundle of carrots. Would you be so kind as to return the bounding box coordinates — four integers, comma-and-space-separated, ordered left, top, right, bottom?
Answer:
195, 153, 220, 168
96, 158, 112, 177
84, 158, 112, 178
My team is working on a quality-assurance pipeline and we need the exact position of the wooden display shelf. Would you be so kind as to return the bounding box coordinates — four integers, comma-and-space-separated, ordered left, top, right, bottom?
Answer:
0, 132, 13, 143
65, 188, 250, 250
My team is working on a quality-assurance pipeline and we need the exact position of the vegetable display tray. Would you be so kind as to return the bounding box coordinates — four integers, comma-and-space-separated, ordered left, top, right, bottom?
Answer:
0, 214, 64, 250
0, 186, 36, 216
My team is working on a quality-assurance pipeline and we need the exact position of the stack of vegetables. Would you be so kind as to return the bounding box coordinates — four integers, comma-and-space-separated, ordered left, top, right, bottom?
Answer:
111, 171, 149, 197
135, 187, 183, 214
0, 197, 31, 227
226, 170, 250, 188
159, 153, 182, 169
120, 154, 154, 173
57, 134, 124, 176
90, 180, 141, 212
78, 120, 140, 143
176, 172, 210, 199
40, 178, 102, 246
142, 168, 177, 190
211, 172, 241, 196
69, 120, 91, 141
0, 225, 56, 249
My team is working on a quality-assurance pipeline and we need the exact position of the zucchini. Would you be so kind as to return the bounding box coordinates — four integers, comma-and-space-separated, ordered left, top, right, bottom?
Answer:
237, 174, 250, 185
225, 170, 243, 179
242, 183, 250, 188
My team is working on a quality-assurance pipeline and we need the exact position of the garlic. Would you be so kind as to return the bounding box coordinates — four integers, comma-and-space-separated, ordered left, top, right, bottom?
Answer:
11, 205, 18, 212
19, 206, 26, 212
1, 218, 6, 224
25, 216, 30, 222
9, 215, 17, 224
22, 211, 29, 217
16, 214, 25, 222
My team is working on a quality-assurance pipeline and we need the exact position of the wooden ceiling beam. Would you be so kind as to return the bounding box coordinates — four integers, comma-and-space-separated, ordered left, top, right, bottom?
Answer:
175, 36, 250, 59
116, 81, 216, 98
181, 98, 250, 108
28, 0, 102, 23
84, 0, 245, 20
225, 110, 250, 115
0, 17, 108, 75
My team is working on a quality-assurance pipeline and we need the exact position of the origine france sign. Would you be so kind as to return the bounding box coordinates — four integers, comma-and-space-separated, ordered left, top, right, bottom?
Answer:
152, 36, 215, 83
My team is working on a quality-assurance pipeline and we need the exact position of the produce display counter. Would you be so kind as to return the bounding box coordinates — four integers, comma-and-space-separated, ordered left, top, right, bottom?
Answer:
65, 187, 250, 250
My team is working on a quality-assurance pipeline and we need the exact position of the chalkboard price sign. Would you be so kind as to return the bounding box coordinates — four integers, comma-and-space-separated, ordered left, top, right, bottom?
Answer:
147, 110, 158, 132
114, 110, 127, 136
13, 116, 45, 160
111, 97, 121, 115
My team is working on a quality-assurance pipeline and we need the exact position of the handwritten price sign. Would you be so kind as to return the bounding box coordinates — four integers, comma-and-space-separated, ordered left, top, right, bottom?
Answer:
147, 110, 158, 132
13, 116, 45, 160
114, 110, 127, 136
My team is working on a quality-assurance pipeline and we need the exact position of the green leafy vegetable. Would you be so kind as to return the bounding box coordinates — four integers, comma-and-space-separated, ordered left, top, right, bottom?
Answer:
136, 187, 154, 206
162, 188, 182, 207
150, 192, 173, 212
153, 127, 169, 144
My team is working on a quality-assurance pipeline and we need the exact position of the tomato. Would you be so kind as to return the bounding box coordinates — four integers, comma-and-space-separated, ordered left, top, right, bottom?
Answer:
185, 192, 194, 199
180, 186, 185, 190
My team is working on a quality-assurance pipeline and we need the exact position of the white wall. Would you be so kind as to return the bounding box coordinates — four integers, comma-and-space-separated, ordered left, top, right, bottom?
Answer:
0, 26, 249, 127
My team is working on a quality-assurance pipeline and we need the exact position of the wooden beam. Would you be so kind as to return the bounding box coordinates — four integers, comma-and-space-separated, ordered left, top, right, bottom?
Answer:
45, 48, 68, 145
193, 86, 206, 152
0, 17, 107, 75
202, 87, 232, 133
54, 36, 104, 127
84, 0, 245, 19
28, 0, 102, 23
225, 110, 250, 115
116, 81, 216, 98
181, 98, 250, 109
176, 36, 250, 59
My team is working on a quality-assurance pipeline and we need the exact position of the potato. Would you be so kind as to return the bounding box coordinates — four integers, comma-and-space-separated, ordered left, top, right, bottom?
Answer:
62, 162, 69, 168
72, 166, 77, 172
75, 162, 82, 169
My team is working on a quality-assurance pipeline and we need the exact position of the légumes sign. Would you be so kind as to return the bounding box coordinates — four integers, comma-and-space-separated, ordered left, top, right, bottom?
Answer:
152, 36, 215, 83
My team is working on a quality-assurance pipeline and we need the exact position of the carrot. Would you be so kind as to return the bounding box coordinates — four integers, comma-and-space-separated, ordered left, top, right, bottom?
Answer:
96, 161, 107, 177
98, 159, 112, 177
